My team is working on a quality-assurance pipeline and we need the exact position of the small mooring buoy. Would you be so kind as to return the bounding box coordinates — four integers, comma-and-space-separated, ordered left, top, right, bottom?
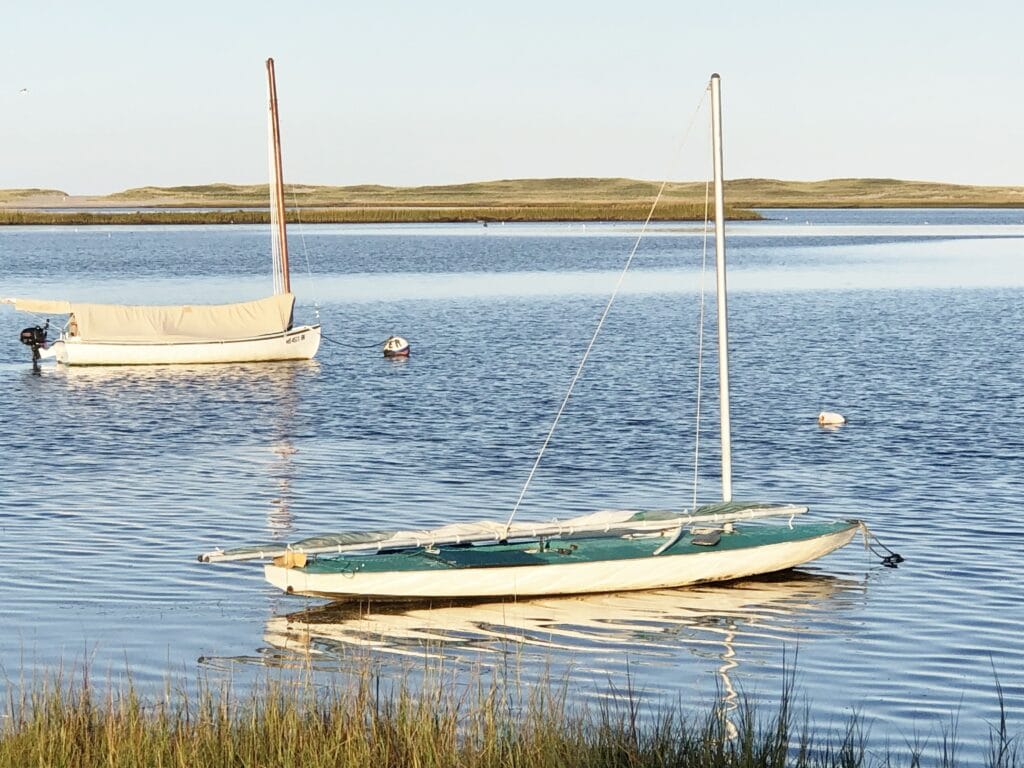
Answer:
818, 411, 847, 427
383, 335, 410, 358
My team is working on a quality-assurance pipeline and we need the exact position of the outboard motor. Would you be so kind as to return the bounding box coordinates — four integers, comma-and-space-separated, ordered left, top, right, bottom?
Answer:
19, 320, 49, 370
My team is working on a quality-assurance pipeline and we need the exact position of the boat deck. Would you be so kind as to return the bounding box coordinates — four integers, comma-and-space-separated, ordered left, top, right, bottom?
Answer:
300, 521, 855, 575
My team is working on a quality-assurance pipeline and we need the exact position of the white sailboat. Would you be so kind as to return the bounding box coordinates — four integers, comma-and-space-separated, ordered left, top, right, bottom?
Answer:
4, 58, 321, 366
199, 73, 861, 599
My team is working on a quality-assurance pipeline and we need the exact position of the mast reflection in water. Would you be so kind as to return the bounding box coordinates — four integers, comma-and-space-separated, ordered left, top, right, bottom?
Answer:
202, 571, 864, 724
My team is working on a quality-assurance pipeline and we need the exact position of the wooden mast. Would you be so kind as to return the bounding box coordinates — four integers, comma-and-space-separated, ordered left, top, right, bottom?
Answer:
266, 58, 290, 295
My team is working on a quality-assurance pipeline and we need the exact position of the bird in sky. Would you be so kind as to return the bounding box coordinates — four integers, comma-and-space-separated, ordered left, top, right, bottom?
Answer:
19, 88, 29, 95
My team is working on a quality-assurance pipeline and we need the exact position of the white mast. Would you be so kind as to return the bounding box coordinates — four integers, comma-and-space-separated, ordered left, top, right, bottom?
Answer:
652, 73, 733, 558
710, 73, 733, 502
266, 58, 291, 295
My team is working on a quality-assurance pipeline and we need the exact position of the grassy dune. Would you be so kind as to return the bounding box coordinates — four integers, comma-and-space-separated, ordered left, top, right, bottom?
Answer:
104, 178, 712, 208
95, 177, 1024, 209
725, 177, 1024, 208
0, 188, 67, 204
2, 177, 1023, 225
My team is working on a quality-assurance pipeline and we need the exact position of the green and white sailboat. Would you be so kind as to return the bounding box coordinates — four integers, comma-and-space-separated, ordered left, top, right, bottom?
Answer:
199, 74, 860, 600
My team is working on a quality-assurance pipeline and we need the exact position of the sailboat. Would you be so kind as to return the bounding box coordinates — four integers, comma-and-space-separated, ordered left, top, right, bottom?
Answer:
3, 59, 321, 366
198, 73, 860, 599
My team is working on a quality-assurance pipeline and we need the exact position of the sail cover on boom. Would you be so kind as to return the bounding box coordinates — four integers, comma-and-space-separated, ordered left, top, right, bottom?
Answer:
6, 293, 295, 342
6, 298, 72, 315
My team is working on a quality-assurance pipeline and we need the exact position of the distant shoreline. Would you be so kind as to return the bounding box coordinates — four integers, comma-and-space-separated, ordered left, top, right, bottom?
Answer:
3, 176, 1023, 225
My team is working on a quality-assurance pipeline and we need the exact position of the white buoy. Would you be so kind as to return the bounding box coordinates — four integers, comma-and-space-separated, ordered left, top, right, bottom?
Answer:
383, 335, 410, 358
818, 411, 846, 427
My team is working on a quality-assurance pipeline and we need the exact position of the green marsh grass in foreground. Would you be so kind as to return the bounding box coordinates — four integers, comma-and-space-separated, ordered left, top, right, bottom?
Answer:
1, 667, 1018, 768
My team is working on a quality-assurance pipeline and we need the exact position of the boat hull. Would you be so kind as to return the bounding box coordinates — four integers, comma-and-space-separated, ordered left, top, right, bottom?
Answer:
47, 324, 320, 366
264, 521, 859, 600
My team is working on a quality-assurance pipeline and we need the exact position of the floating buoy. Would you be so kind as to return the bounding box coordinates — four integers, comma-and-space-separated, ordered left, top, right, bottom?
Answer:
818, 411, 847, 427
383, 335, 410, 358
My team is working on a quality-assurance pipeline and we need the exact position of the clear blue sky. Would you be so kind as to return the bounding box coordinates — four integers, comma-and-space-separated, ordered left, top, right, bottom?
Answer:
3, 0, 1023, 195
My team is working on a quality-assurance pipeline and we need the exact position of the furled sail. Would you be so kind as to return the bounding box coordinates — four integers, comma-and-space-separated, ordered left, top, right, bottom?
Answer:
266, 57, 290, 296
200, 503, 808, 563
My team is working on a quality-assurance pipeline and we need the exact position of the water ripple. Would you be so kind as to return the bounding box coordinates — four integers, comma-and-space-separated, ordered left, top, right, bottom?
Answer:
0, 217, 1021, 759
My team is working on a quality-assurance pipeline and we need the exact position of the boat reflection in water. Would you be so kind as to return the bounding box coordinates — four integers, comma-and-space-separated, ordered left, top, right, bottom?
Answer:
49, 360, 313, 539
244, 570, 864, 726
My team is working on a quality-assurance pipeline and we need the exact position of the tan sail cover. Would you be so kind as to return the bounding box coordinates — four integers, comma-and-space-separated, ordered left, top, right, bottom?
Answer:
10, 294, 294, 342
7, 298, 73, 315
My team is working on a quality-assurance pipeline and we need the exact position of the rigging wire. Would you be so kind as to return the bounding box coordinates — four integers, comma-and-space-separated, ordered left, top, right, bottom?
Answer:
18, 311, 63, 330
691, 180, 712, 512
289, 187, 321, 322
503, 86, 711, 537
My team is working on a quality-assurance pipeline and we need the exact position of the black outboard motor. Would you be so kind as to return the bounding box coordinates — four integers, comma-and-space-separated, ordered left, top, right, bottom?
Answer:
19, 320, 49, 370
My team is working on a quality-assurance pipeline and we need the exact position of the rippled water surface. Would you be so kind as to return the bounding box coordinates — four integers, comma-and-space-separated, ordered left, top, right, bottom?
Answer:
1, 210, 1022, 759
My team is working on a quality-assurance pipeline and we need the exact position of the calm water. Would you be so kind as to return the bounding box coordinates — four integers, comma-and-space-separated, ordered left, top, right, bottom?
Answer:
1, 209, 1022, 760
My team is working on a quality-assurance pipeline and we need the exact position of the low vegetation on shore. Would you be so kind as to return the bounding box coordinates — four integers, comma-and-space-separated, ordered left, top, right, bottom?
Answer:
0, 201, 755, 226
2, 177, 1022, 226
0, 667, 1018, 767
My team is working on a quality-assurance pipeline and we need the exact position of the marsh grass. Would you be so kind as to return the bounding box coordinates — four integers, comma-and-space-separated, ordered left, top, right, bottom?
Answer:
0, 201, 758, 226
1, 663, 1018, 768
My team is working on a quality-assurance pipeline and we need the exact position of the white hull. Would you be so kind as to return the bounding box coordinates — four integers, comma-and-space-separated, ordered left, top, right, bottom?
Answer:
264, 523, 858, 600
47, 325, 320, 366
